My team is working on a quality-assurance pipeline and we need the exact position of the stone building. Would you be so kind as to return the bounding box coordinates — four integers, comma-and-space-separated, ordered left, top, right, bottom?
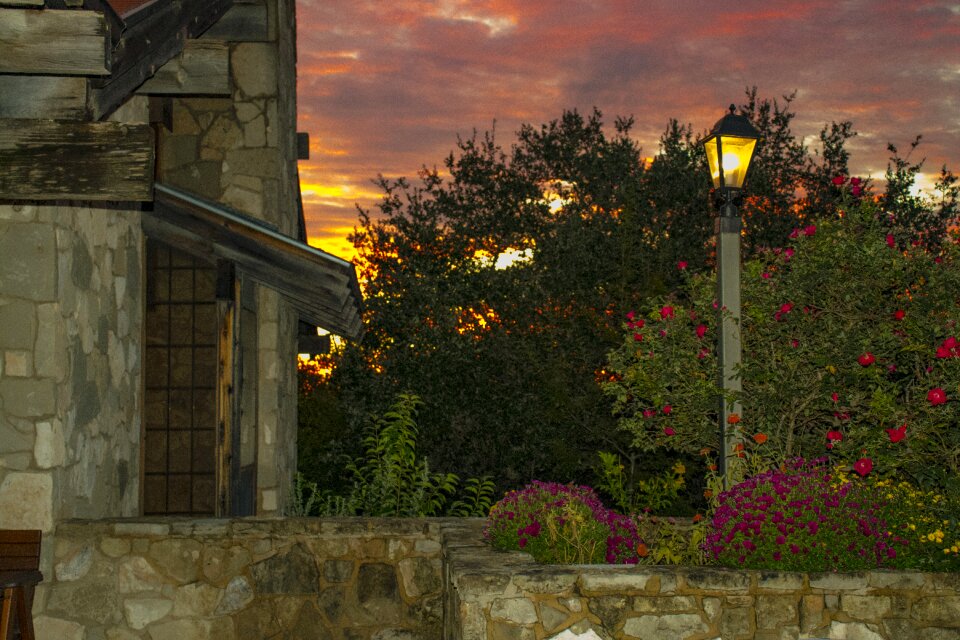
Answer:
0, 0, 361, 546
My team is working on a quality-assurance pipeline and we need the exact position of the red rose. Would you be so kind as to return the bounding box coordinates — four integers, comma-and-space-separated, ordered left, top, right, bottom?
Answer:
886, 234, 895, 248
677, 260, 688, 270
832, 176, 846, 186
928, 387, 948, 406
853, 457, 873, 477
662, 405, 672, 415
857, 352, 875, 367
660, 305, 674, 320
826, 430, 843, 442
695, 324, 707, 339
885, 424, 906, 443
893, 310, 905, 321
663, 427, 676, 436
803, 225, 817, 236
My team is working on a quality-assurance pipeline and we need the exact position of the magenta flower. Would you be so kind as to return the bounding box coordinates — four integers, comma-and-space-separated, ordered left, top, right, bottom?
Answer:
677, 260, 688, 270
831, 392, 839, 403
886, 234, 895, 248
663, 426, 676, 436
696, 324, 707, 339
803, 225, 817, 236
832, 175, 846, 186
633, 333, 643, 342
663, 405, 672, 415
826, 430, 843, 442
850, 177, 862, 186
857, 352, 875, 367
660, 305, 674, 320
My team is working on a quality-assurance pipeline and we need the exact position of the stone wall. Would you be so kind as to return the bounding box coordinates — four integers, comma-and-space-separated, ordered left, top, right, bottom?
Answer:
156, 0, 302, 514
0, 202, 143, 534
443, 524, 960, 640
36, 518, 447, 640
28, 517, 960, 639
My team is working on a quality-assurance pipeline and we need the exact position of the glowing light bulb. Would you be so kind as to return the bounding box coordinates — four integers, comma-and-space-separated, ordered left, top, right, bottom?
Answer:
722, 152, 740, 171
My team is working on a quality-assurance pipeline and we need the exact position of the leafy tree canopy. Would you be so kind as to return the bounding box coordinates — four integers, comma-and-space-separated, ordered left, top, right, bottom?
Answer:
301, 89, 957, 496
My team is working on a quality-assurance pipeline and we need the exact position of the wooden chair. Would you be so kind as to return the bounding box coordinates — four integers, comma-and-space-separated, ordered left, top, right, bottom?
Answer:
0, 530, 42, 640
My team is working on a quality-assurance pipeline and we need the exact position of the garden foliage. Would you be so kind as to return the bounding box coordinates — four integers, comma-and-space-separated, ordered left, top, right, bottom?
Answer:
291, 393, 494, 517
604, 197, 960, 491
305, 91, 876, 494
485, 481, 643, 564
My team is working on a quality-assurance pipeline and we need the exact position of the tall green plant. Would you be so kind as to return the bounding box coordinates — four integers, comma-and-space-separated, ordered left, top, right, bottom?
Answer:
294, 393, 495, 517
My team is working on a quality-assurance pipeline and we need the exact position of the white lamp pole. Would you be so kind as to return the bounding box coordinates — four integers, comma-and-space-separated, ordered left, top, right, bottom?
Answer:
702, 105, 760, 488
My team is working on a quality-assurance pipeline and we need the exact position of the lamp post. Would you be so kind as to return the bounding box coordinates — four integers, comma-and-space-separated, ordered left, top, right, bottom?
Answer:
702, 105, 760, 488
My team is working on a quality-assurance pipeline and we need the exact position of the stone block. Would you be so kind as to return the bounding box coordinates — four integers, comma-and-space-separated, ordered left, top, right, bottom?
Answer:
720, 607, 753, 638
160, 134, 198, 172
829, 620, 884, 640
867, 571, 926, 589
809, 572, 868, 591
702, 596, 721, 620
414, 539, 442, 554
215, 576, 254, 614
232, 43, 278, 97
55, 545, 93, 582
148, 538, 203, 583
621, 613, 709, 639
147, 618, 214, 640
539, 602, 569, 634
47, 578, 122, 625
202, 545, 252, 584
512, 571, 578, 594
224, 147, 278, 178
841, 594, 891, 620
0, 378, 56, 417
800, 594, 825, 633
683, 568, 751, 592
756, 595, 798, 630
34, 420, 65, 468
398, 557, 441, 597
488, 620, 535, 640
588, 595, 628, 630
172, 582, 222, 617
632, 596, 697, 614
913, 596, 960, 625
0, 300, 36, 348
222, 183, 264, 217
251, 543, 319, 594
118, 557, 167, 593
758, 572, 805, 591
0, 421, 33, 454
33, 616, 84, 640
0, 222, 56, 299
577, 571, 651, 594
124, 597, 173, 630
3, 350, 30, 376
101, 537, 131, 558
203, 113, 243, 151
489, 597, 537, 624
0, 471, 53, 531
165, 161, 222, 200
243, 115, 266, 147
324, 559, 354, 583
357, 562, 401, 621
114, 522, 170, 536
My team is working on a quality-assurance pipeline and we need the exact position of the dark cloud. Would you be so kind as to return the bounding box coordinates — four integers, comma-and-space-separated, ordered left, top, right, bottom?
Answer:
296, 0, 960, 258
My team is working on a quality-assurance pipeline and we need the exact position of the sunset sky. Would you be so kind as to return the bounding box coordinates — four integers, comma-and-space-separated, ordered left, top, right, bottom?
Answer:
295, 0, 960, 259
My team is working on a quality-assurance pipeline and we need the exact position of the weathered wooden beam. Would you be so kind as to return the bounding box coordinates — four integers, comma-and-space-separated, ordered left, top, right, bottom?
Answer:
0, 119, 154, 200
0, 75, 88, 119
87, 0, 232, 119
0, 8, 109, 75
137, 40, 230, 96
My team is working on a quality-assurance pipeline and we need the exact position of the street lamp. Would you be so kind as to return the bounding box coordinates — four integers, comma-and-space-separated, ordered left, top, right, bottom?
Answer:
702, 105, 760, 488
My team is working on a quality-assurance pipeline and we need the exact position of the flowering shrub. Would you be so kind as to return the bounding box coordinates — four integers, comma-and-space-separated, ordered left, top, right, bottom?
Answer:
604, 199, 960, 491
485, 481, 643, 564
704, 458, 908, 571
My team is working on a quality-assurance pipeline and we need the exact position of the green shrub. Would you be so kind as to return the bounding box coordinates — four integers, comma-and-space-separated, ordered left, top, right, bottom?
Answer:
485, 481, 643, 564
291, 393, 494, 517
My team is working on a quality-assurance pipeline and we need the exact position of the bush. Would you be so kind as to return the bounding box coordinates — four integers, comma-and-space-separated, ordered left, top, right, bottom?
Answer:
485, 481, 643, 564
704, 458, 907, 571
604, 198, 960, 491
291, 393, 495, 517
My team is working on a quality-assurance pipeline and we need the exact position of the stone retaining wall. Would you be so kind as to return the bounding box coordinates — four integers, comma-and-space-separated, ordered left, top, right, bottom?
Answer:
33, 517, 960, 639
442, 523, 960, 640
37, 518, 447, 640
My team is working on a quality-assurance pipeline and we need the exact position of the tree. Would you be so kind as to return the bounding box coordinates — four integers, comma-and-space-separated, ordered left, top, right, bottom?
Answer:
306, 94, 866, 493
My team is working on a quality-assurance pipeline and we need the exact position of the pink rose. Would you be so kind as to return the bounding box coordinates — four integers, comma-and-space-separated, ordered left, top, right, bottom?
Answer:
660, 306, 674, 320
695, 324, 707, 339
803, 225, 817, 236
677, 261, 688, 270
853, 457, 873, 477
